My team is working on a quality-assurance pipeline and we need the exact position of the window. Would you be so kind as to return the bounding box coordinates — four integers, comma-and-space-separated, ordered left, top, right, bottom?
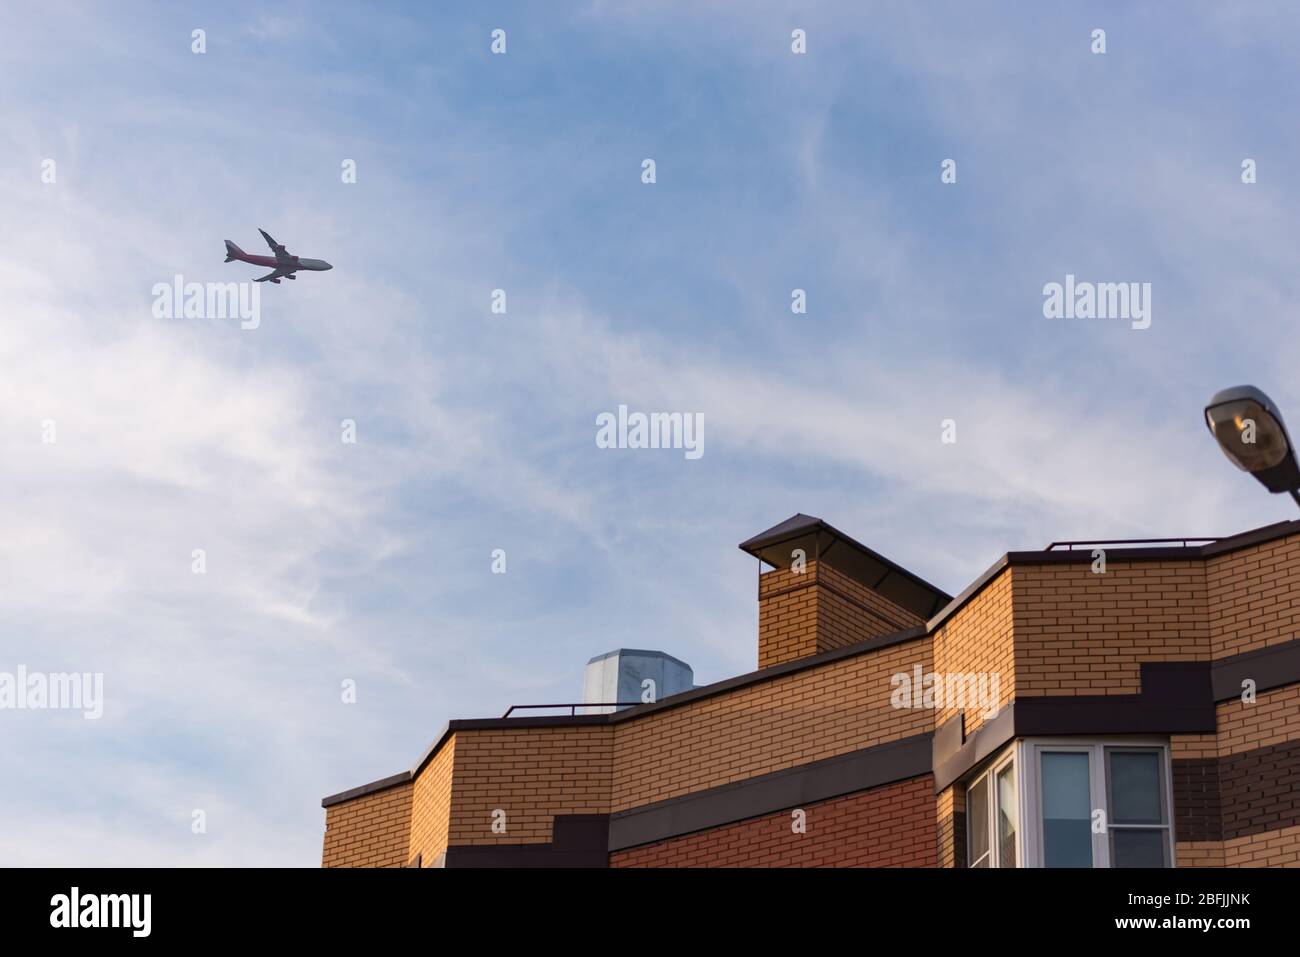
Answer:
966, 739, 1174, 868
1106, 748, 1171, 867
966, 749, 1018, 867
1023, 739, 1173, 868
996, 760, 1018, 866
1041, 749, 1092, 867
968, 774, 991, 868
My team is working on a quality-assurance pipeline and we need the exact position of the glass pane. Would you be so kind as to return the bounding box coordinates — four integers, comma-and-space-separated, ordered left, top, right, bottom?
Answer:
1041, 751, 1092, 867
996, 763, 1017, 867
1108, 751, 1163, 825
968, 775, 990, 867
1112, 828, 1168, 867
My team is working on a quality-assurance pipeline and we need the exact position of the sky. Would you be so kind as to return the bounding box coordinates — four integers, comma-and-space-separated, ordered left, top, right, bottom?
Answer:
3, 1, 1300, 865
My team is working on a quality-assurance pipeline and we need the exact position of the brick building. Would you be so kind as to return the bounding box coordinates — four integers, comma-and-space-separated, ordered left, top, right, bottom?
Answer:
320, 513, 1300, 868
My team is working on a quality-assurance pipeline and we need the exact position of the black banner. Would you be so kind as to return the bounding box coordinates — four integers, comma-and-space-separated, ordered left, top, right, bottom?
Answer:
0, 867, 1279, 943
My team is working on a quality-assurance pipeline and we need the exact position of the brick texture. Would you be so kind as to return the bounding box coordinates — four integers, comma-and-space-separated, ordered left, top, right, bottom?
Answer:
936, 785, 966, 868
1222, 823, 1300, 867
757, 561, 922, 668
611, 636, 933, 812
933, 570, 1014, 737
1172, 757, 1221, 843
1218, 740, 1300, 841
408, 735, 455, 865
321, 780, 413, 868
1176, 842, 1226, 867
1013, 561, 1208, 698
448, 725, 612, 845
1216, 683, 1300, 756
1166, 686, 1300, 863
1207, 534, 1300, 659
609, 776, 937, 867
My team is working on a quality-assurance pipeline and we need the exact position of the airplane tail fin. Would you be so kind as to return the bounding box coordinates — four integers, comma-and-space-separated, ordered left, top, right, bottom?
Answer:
223, 239, 243, 263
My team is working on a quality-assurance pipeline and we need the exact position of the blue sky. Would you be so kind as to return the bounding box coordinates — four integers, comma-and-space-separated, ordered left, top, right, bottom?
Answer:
3, 1, 1300, 865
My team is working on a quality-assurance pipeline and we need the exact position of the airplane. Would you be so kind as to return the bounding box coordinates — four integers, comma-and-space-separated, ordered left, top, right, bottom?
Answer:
223, 229, 333, 284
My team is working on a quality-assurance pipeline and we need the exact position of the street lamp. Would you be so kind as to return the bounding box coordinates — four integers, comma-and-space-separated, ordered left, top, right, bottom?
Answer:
1204, 385, 1300, 508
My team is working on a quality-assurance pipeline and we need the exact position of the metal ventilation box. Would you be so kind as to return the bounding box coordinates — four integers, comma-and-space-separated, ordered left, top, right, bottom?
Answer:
581, 649, 694, 714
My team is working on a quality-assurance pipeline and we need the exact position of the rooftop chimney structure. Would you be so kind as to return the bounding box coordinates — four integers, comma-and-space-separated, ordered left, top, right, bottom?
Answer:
739, 513, 952, 668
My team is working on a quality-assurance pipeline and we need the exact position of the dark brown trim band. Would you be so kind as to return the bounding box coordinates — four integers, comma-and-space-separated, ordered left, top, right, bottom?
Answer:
933, 664, 1216, 791
932, 707, 1017, 793
443, 814, 610, 868
608, 733, 932, 851
320, 770, 412, 808
1017, 662, 1215, 736
1212, 639, 1300, 702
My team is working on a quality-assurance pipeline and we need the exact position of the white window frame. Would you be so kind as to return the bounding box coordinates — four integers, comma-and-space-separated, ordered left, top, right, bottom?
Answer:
1020, 738, 1175, 869
965, 746, 1021, 868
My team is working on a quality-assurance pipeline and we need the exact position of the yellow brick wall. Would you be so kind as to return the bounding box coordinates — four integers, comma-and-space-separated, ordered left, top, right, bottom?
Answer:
1013, 560, 1208, 697
1170, 733, 1218, 761
936, 785, 964, 868
1178, 842, 1226, 867
1207, 532, 1300, 659
933, 569, 1015, 737
1216, 683, 1300, 756
321, 780, 413, 868
1223, 824, 1300, 866
816, 562, 924, 645
757, 562, 923, 668
408, 735, 456, 866
447, 725, 613, 845
757, 565, 818, 667
611, 636, 933, 812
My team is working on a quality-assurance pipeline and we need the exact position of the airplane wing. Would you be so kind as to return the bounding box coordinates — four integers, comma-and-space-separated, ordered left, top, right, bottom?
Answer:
254, 267, 294, 284
259, 228, 291, 260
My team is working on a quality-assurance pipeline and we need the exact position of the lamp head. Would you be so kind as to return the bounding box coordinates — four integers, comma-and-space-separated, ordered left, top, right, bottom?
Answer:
1205, 385, 1300, 494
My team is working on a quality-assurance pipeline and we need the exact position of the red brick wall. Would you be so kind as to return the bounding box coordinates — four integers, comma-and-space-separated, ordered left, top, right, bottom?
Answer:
610, 776, 936, 867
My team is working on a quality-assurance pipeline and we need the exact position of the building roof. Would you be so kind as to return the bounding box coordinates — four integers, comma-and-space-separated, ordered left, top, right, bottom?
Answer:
323, 514, 1300, 809
738, 513, 953, 619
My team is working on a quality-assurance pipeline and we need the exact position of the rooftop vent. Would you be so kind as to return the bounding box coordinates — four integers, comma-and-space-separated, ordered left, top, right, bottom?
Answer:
581, 649, 694, 714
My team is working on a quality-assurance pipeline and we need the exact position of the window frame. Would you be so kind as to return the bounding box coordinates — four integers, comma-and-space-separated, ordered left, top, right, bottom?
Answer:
1104, 745, 1173, 867
1020, 738, 1175, 869
964, 746, 1020, 868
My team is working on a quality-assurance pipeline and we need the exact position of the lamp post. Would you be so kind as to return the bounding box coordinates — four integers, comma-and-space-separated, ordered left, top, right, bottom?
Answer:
1204, 385, 1300, 509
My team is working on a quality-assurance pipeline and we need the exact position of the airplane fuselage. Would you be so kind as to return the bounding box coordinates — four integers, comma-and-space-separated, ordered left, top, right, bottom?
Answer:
223, 231, 332, 284
230, 251, 332, 271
